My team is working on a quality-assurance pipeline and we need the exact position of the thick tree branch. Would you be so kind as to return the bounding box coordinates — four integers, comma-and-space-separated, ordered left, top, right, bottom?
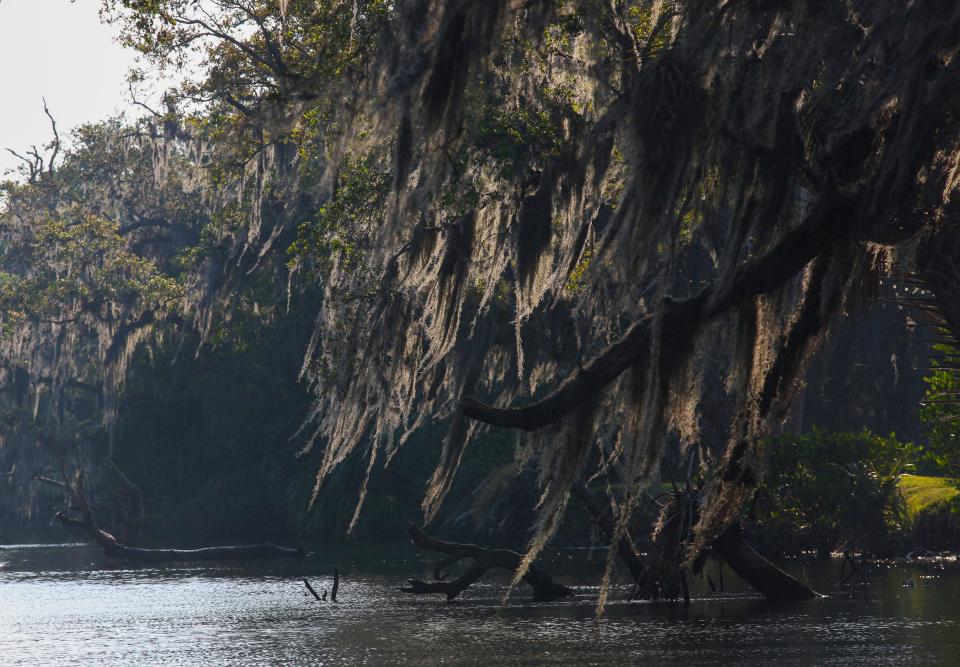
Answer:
462, 193, 856, 430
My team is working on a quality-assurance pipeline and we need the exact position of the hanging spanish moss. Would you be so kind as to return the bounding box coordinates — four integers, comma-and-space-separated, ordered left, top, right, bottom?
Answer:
2, 1, 960, 607
291, 0, 960, 598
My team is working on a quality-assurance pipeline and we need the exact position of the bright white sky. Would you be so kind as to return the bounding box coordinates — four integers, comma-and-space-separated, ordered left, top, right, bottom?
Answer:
0, 0, 151, 177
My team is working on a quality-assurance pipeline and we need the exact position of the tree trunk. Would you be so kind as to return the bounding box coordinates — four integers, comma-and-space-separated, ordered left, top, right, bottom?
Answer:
571, 482, 645, 582
712, 523, 819, 601
575, 482, 818, 602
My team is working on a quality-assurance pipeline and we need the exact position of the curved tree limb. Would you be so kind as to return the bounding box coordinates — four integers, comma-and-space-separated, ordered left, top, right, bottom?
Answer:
462, 316, 653, 430
461, 193, 856, 430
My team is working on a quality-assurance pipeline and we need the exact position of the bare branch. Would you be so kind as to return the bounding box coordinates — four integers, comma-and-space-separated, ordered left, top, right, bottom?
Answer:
41, 98, 60, 174
127, 83, 163, 118
5, 148, 41, 183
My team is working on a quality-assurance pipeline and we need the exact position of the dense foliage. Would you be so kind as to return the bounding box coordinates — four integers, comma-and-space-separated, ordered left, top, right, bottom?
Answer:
754, 429, 916, 557
920, 344, 960, 478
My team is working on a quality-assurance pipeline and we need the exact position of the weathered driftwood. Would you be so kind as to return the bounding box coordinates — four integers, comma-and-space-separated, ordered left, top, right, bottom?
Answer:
400, 523, 573, 601
34, 464, 302, 563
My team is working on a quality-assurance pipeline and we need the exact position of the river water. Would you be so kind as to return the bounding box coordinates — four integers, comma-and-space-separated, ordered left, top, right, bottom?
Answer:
1, 541, 958, 665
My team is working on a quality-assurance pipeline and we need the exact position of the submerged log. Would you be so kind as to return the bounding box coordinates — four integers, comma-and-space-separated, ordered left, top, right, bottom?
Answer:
400, 523, 574, 601
711, 523, 819, 601
34, 464, 302, 563
84, 539, 302, 562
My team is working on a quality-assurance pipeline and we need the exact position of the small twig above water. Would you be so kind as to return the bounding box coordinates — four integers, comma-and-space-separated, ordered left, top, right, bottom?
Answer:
304, 578, 321, 601
304, 569, 339, 603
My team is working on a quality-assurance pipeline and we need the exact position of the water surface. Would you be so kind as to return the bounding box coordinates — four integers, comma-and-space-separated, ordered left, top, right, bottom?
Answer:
1, 542, 957, 665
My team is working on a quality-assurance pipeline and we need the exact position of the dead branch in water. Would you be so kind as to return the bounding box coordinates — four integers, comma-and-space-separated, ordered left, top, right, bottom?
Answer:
304, 578, 321, 600
33, 462, 302, 562
400, 523, 573, 602
304, 568, 339, 602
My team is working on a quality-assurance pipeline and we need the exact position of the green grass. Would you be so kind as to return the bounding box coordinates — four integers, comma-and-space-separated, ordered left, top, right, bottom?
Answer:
899, 474, 960, 519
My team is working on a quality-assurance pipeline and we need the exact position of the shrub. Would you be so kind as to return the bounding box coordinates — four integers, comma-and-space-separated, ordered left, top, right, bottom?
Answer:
753, 428, 917, 557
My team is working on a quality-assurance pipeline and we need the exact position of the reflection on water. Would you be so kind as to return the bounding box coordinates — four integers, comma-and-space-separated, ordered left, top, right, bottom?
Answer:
0, 542, 958, 665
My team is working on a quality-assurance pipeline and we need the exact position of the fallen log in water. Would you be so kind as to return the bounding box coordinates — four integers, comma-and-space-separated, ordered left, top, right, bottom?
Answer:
34, 464, 302, 563
400, 523, 573, 601
86, 539, 302, 562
